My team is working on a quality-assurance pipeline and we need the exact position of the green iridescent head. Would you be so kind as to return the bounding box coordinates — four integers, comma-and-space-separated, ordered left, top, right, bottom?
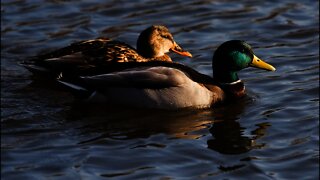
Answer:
212, 40, 275, 83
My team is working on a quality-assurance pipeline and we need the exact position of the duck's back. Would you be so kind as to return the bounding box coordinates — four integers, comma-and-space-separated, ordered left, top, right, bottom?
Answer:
21, 38, 148, 78
78, 38, 147, 63
33, 38, 147, 63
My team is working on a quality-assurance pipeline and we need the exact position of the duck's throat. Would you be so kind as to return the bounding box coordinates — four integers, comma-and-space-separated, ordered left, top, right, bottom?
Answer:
213, 71, 246, 98
213, 71, 239, 84
150, 54, 172, 61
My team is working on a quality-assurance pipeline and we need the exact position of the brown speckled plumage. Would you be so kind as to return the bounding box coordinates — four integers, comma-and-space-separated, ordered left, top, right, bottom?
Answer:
36, 38, 148, 63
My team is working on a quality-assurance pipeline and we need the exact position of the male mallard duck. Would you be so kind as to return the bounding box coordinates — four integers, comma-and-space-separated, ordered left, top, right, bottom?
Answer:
21, 25, 192, 78
58, 40, 275, 110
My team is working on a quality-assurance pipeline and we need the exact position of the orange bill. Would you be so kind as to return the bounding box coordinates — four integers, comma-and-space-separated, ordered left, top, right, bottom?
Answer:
170, 42, 192, 57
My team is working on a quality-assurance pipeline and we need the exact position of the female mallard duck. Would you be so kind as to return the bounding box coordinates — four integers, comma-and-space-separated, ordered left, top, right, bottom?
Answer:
21, 25, 192, 78
59, 40, 276, 110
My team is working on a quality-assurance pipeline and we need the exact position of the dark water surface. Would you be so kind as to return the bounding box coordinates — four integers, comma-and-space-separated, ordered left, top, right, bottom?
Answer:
1, 0, 319, 179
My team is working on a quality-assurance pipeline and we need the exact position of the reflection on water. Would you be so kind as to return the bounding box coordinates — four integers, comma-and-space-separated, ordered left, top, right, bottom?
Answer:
208, 120, 269, 154
1, 0, 319, 179
66, 104, 215, 141
208, 97, 269, 155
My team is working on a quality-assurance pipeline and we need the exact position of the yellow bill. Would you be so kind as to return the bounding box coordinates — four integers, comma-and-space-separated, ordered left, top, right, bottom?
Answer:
250, 55, 276, 71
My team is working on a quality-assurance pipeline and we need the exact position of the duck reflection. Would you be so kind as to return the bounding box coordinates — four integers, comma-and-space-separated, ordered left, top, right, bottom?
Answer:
207, 97, 270, 154
64, 95, 269, 151
65, 103, 216, 143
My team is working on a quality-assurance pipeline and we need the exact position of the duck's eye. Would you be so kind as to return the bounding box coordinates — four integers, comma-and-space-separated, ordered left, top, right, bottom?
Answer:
162, 35, 170, 39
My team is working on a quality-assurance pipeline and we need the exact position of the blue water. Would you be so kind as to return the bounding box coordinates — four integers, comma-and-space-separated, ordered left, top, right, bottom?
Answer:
1, 0, 319, 179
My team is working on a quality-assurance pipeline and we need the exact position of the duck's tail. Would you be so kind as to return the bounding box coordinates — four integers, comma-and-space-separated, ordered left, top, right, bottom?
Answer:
58, 79, 107, 103
57, 79, 92, 98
